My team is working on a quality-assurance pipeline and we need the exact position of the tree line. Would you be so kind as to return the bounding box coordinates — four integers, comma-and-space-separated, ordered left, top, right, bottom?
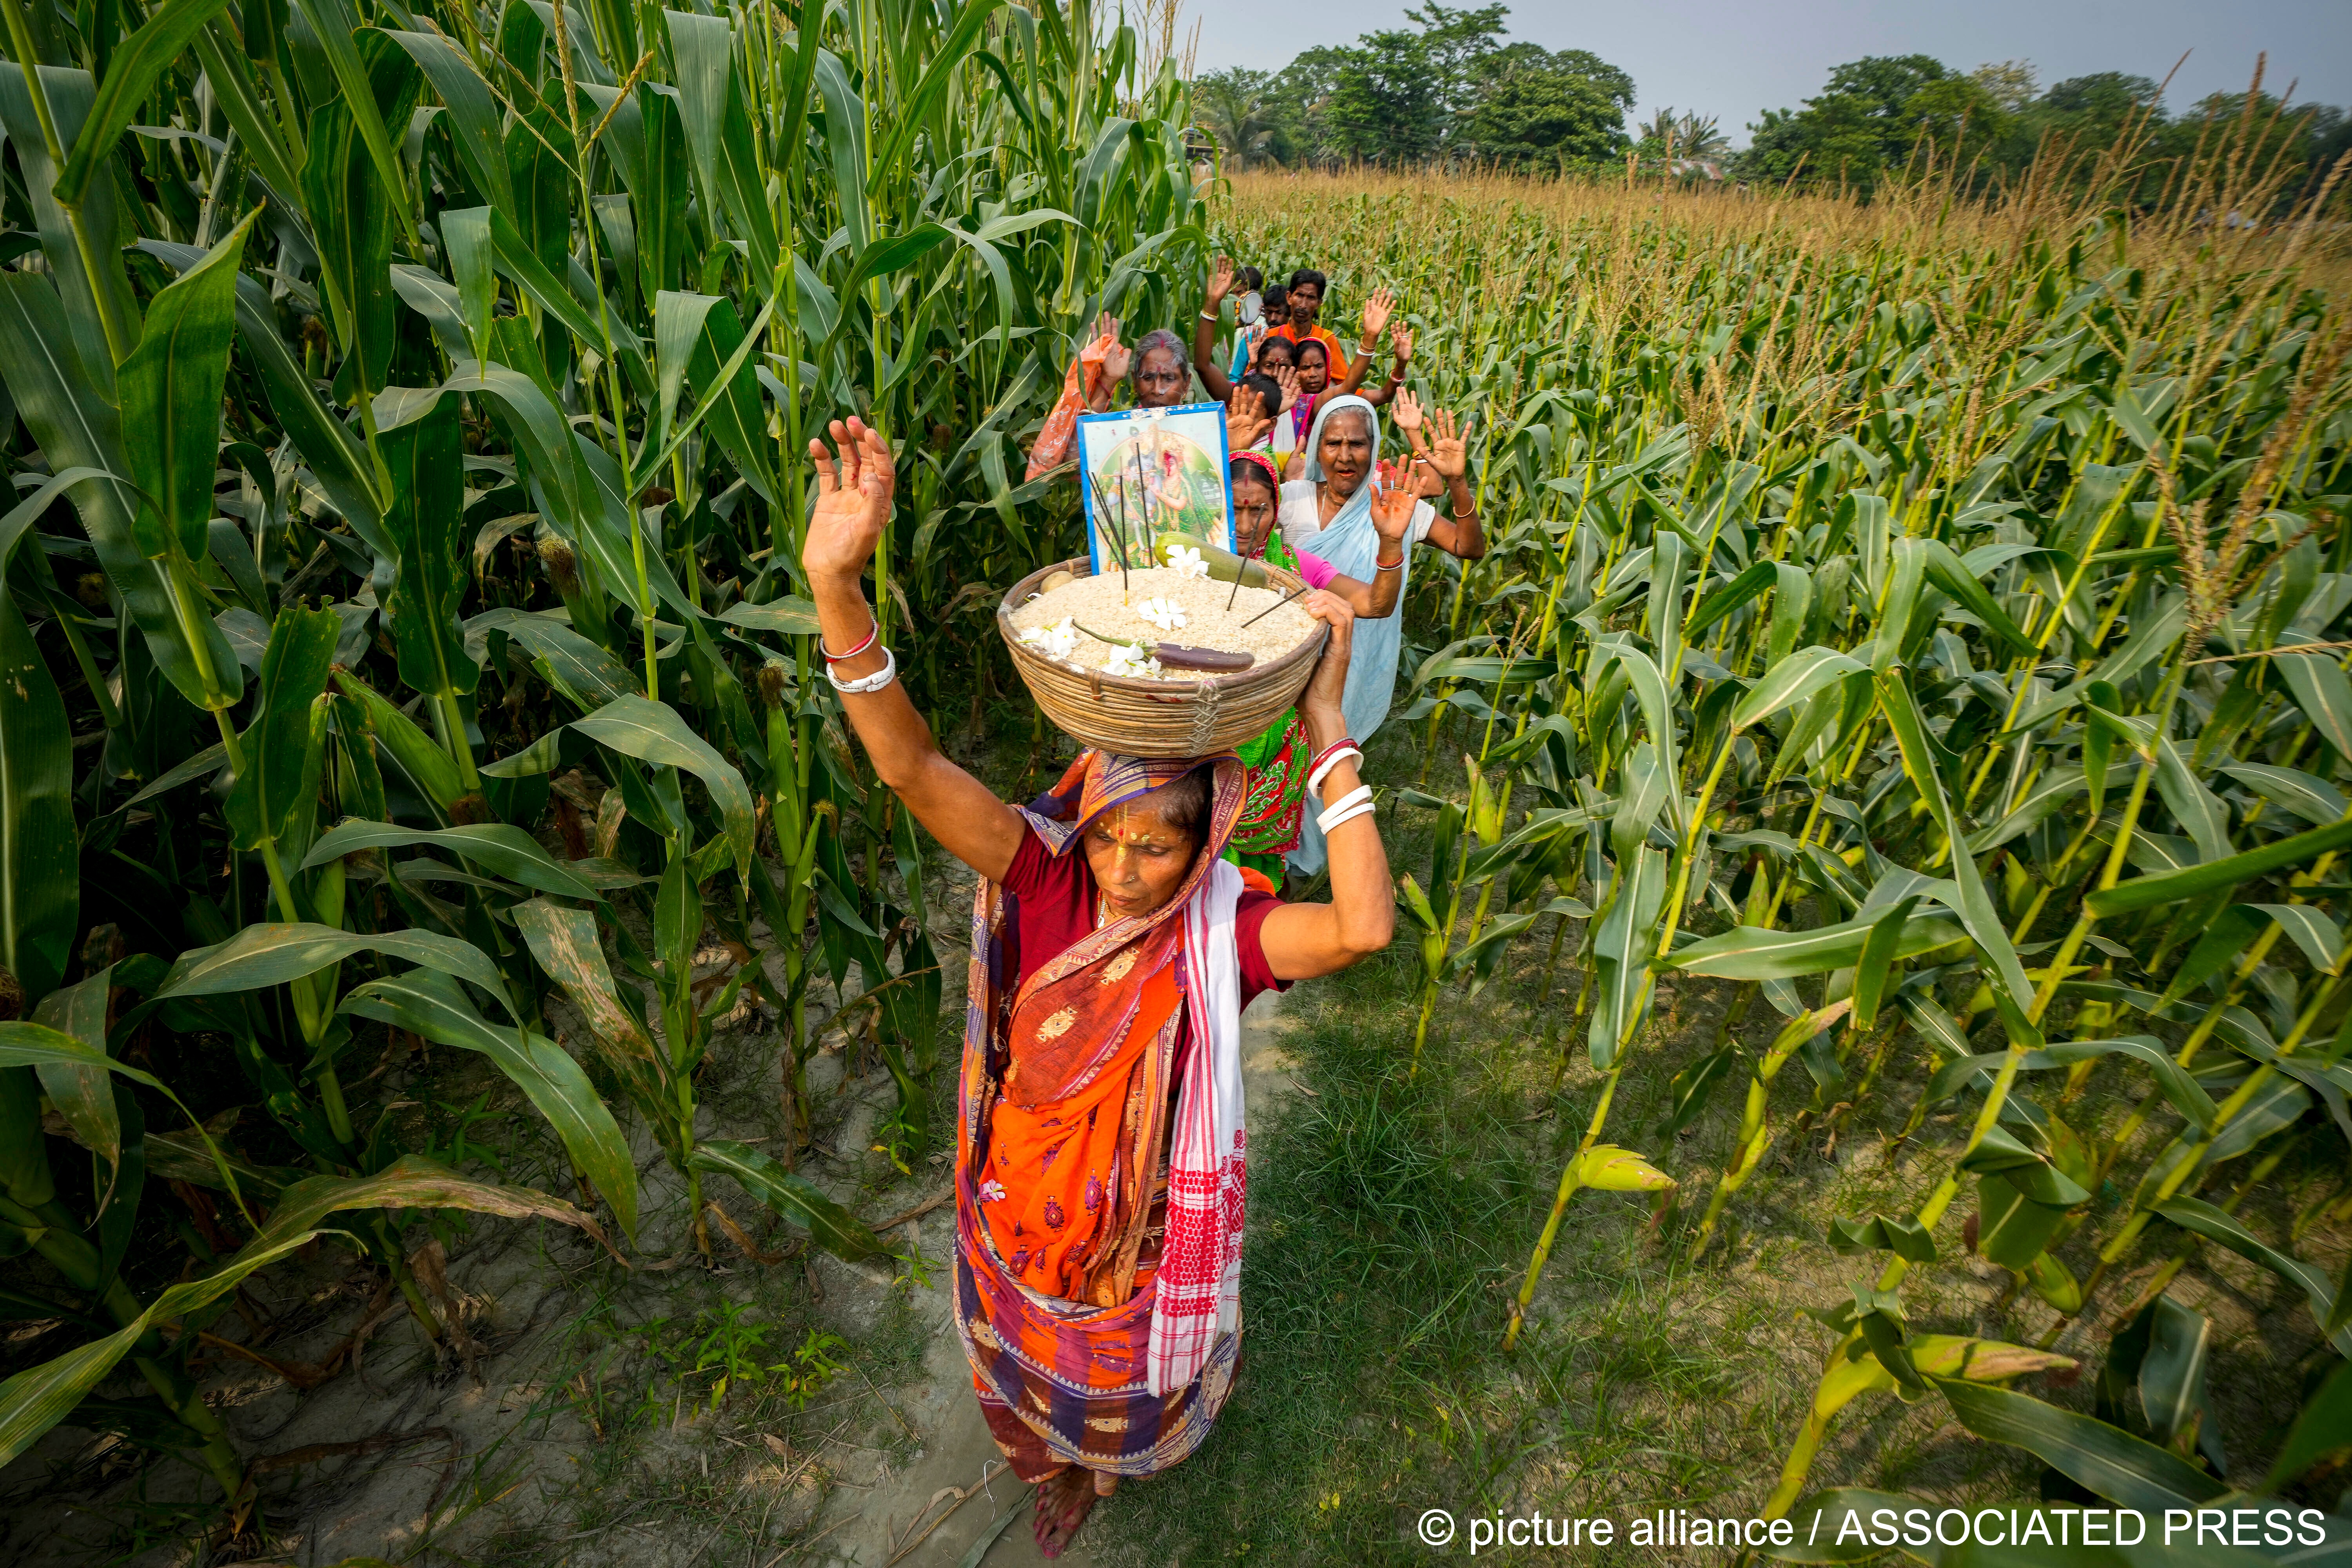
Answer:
1196, 12, 2350, 210
1743, 54, 2350, 208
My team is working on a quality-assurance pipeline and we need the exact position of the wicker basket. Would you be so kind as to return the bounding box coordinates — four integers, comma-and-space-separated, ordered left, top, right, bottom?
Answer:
997, 556, 1326, 758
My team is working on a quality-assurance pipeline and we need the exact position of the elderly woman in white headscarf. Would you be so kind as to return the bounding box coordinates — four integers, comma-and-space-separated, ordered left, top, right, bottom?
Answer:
1279, 391, 1483, 873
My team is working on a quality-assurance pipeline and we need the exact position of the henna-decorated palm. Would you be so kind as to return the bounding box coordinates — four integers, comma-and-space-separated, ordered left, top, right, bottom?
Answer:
1428, 407, 1471, 479
802, 419, 897, 581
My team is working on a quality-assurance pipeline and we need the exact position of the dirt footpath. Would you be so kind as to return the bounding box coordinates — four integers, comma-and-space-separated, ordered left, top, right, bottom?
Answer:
814, 989, 1302, 1568
0, 967, 1302, 1568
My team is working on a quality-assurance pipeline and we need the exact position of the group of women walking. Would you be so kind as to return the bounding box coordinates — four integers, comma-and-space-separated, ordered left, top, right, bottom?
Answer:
1072, 260, 1487, 881
802, 265, 1481, 1555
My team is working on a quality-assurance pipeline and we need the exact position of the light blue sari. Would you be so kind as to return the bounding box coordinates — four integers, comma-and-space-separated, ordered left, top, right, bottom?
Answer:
1285, 395, 1405, 875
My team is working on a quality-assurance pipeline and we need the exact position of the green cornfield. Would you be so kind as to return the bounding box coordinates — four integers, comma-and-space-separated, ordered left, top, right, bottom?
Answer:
1220, 156, 2352, 1534
0, 0, 1203, 1523
2, 0, 2351, 1551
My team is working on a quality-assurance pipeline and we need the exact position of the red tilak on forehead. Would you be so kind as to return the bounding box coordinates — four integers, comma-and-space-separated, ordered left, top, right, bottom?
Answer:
1096, 804, 1176, 844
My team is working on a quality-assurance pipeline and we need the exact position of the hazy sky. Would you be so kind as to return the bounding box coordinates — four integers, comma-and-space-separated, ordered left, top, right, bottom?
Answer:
1183, 0, 2352, 146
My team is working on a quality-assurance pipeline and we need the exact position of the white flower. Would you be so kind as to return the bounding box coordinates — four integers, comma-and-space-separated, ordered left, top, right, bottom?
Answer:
1102, 641, 1163, 679
1163, 542, 1209, 580
1019, 616, 1082, 660
1136, 597, 1187, 632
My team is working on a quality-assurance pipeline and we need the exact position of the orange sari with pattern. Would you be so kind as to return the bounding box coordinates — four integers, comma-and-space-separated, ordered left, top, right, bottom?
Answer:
955, 751, 1250, 1481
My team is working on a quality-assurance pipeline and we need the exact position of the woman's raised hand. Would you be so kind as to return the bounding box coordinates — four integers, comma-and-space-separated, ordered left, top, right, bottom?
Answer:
1389, 323, 1414, 364
802, 418, 897, 581
1207, 253, 1235, 305
1298, 590, 1356, 721
1368, 461, 1416, 541
1428, 407, 1471, 479
1392, 385, 1425, 436
1359, 286, 1394, 343
1273, 363, 1302, 412
1090, 310, 1121, 344
1102, 337, 1133, 382
1225, 383, 1271, 451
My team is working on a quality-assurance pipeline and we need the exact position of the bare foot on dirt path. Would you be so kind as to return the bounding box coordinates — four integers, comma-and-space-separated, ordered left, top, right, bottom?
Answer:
818, 990, 1299, 1566
1031, 1467, 1100, 1557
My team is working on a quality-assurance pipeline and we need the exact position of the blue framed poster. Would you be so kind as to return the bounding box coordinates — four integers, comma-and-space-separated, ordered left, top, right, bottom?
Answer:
1074, 401, 1234, 575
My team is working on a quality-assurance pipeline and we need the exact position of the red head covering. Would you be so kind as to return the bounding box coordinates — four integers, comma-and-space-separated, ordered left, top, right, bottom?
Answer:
1228, 450, 1279, 491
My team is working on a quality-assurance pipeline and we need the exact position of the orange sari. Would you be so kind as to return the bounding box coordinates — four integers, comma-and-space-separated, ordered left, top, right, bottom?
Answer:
978, 959, 1182, 1303
955, 751, 1251, 1481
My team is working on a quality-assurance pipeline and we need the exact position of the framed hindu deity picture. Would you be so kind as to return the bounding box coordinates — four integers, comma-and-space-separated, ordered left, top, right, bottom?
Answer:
1074, 402, 1234, 575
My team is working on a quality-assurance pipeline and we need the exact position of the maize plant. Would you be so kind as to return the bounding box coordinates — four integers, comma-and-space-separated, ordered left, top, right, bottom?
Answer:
0, 0, 1205, 1506
1223, 127, 2352, 1515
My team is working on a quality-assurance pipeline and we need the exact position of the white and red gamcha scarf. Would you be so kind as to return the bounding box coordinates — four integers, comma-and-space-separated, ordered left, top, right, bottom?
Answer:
1147, 858, 1248, 1396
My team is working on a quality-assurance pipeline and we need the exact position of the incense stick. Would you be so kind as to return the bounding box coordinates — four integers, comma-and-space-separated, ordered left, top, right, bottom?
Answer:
1112, 483, 1130, 599
1129, 438, 1154, 578
1225, 522, 1270, 613
1239, 583, 1309, 627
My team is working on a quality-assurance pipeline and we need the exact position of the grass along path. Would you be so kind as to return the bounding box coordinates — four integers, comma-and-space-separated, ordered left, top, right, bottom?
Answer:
1076, 730, 2347, 1567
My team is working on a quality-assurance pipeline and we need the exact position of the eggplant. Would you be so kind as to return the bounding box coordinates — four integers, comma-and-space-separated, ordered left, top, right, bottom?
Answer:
1152, 643, 1254, 671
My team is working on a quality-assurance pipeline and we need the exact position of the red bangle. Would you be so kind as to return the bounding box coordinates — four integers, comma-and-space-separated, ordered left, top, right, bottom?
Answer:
822, 619, 878, 663
1308, 737, 1358, 773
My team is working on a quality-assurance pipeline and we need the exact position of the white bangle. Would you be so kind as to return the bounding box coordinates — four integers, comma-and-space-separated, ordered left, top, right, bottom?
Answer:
1319, 799, 1378, 835
1306, 746, 1362, 795
825, 643, 897, 695
1200, 310, 1219, 322
1315, 783, 1374, 834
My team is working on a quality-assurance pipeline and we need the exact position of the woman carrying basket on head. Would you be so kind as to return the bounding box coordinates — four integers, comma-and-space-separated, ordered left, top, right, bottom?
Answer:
802, 417, 1395, 1558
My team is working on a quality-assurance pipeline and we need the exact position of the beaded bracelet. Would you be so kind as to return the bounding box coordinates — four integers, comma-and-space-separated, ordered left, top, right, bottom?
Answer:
1306, 744, 1363, 796
822, 618, 878, 664
1315, 783, 1375, 835
824, 644, 897, 695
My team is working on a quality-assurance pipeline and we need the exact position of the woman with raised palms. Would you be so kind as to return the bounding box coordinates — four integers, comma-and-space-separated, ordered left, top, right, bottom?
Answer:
1279, 389, 1483, 872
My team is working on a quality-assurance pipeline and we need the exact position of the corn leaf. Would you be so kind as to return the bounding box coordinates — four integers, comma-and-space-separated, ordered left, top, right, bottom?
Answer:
687, 1138, 891, 1263
339, 971, 637, 1241
303, 820, 604, 901
1927, 1375, 2227, 1511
